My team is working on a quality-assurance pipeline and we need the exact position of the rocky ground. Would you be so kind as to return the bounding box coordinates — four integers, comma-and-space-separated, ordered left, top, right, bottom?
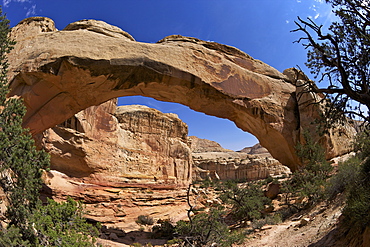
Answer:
240, 196, 344, 247
93, 187, 346, 247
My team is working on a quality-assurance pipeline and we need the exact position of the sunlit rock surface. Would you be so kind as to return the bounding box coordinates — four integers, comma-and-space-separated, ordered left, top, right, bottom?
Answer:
9, 17, 356, 170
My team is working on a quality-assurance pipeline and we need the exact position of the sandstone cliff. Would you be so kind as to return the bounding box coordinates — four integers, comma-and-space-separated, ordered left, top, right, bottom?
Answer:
39, 102, 292, 228
190, 136, 291, 181
8, 17, 356, 171
38, 101, 192, 185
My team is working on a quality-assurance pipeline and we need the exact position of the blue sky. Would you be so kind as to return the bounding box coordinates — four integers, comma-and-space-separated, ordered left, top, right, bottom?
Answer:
3, 0, 334, 150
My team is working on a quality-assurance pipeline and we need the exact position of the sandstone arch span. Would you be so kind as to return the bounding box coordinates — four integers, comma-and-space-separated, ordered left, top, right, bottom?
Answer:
7, 18, 353, 171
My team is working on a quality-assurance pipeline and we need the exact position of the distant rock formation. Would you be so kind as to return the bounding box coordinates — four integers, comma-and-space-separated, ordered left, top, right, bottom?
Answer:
191, 139, 291, 181
239, 143, 270, 155
8, 17, 356, 171
189, 136, 233, 153
37, 101, 192, 186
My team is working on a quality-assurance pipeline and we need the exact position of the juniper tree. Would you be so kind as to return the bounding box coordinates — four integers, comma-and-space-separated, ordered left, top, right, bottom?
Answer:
293, 0, 370, 126
0, 8, 49, 243
0, 8, 98, 246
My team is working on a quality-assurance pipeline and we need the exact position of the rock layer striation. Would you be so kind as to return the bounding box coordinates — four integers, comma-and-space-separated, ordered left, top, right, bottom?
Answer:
38, 101, 192, 185
190, 137, 291, 181
8, 17, 356, 170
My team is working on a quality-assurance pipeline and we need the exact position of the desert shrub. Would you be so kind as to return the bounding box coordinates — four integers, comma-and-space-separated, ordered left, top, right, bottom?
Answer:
325, 155, 362, 200
215, 180, 271, 222
175, 208, 245, 247
296, 131, 333, 179
353, 130, 370, 159
30, 197, 99, 246
130, 243, 142, 247
151, 219, 175, 239
136, 215, 155, 226
0, 8, 99, 246
250, 213, 282, 230
342, 129, 370, 232
283, 131, 333, 208
0, 226, 31, 246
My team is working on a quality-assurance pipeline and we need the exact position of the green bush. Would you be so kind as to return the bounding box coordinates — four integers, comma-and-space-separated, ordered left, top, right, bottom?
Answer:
0, 8, 99, 245
30, 198, 99, 246
151, 219, 175, 239
342, 129, 370, 232
136, 215, 155, 226
283, 131, 333, 208
215, 180, 271, 222
175, 208, 245, 247
326, 155, 361, 200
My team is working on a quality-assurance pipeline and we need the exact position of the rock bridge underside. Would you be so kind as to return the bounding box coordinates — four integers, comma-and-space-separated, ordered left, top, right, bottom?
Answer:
7, 17, 354, 171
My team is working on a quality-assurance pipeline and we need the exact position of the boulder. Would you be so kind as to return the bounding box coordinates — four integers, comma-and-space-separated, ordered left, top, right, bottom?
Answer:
265, 182, 281, 199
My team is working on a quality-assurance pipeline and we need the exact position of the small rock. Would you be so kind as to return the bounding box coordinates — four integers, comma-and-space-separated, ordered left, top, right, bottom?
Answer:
264, 183, 280, 199
291, 215, 302, 221
109, 232, 119, 240
299, 218, 310, 227
261, 225, 273, 231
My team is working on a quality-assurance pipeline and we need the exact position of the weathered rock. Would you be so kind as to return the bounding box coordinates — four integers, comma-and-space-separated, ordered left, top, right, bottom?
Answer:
38, 101, 192, 185
192, 148, 291, 181
239, 143, 270, 155
64, 19, 135, 41
283, 68, 357, 159
189, 136, 233, 153
8, 17, 356, 171
191, 137, 290, 181
42, 169, 189, 227
265, 182, 281, 199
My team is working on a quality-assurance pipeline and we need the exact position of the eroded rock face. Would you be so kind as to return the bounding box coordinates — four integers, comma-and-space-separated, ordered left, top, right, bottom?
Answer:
38, 101, 192, 185
189, 136, 233, 153
191, 138, 291, 181
8, 17, 356, 170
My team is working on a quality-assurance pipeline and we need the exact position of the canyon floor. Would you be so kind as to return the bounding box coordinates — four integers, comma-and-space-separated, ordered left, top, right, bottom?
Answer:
95, 191, 345, 247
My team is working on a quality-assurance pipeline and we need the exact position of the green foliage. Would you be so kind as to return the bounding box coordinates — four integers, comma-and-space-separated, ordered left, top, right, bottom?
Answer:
342, 130, 370, 232
30, 198, 99, 246
283, 131, 333, 207
251, 214, 282, 230
215, 180, 271, 222
0, 226, 31, 247
294, 0, 370, 124
342, 163, 370, 230
325, 155, 362, 200
130, 243, 142, 247
295, 131, 332, 177
136, 215, 155, 226
353, 130, 370, 159
0, 7, 49, 243
0, 7, 99, 246
151, 219, 175, 239
175, 208, 245, 247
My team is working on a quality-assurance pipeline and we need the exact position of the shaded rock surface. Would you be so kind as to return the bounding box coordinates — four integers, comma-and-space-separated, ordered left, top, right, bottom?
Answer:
8, 17, 356, 171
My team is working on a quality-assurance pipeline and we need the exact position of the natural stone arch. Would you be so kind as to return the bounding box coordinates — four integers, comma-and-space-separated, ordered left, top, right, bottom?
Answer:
7, 17, 354, 171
